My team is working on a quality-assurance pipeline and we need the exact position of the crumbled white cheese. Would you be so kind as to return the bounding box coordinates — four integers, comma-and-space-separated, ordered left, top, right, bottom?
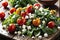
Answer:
22, 29, 26, 32
27, 26, 31, 30
29, 14, 35, 18
14, 31, 18, 34
29, 16, 32, 18
42, 21, 46, 24
32, 36, 35, 39
38, 35, 42, 39
44, 33, 48, 37
22, 35, 25, 37
58, 26, 60, 30
39, 25, 41, 27
18, 31, 21, 35
25, 15, 29, 19
22, 25, 26, 29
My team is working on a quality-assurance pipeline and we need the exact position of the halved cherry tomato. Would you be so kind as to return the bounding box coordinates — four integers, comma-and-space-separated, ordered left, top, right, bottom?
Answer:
0, 12, 5, 19
21, 12, 27, 17
8, 24, 16, 33
25, 5, 33, 13
17, 17, 26, 26
32, 18, 41, 26
34, 3, 40, 8
2, 1, 8, 8
48, 21, 55, 28
10, 8, 16, 14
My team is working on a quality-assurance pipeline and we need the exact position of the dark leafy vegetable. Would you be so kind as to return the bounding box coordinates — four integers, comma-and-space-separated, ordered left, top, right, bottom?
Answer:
9, 0, 37, 8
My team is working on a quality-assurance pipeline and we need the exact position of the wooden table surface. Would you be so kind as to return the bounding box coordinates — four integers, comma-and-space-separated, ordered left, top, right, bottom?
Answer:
0, 0, 60, 40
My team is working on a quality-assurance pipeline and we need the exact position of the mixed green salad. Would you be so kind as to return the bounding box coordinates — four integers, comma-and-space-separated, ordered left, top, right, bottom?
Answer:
2, 3, 60, 38
0, 0, 60, 39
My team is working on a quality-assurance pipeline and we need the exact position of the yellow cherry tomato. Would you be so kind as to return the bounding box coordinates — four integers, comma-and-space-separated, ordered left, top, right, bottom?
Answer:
16, 7, 22, 14
32, 18, 41, 26
50, 10, 56, 15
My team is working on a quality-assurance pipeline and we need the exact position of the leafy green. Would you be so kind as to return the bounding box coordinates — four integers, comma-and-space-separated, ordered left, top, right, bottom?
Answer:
2, 5, 60, 37
9, 0, 37, 8
27, 30, 33, 37
26, 19, 32, 26
2, 12, 20, 26
42, 27, 57, 35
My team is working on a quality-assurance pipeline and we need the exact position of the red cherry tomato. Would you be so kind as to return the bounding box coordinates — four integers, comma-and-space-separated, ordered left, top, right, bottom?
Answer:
0, 12, 5, 19
25, 5, 33, 13
48, 21, 55, 28
21, 12, 27, 17
34, 3, 40, 8
17, 17, 26, 26
8, 24, 16, 33
2, 1, 8, 8
10, 8, 16, 14
22, 17, 26, 24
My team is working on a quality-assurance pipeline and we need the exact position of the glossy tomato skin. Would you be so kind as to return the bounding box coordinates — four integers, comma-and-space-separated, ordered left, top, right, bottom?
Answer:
0, 12, 5, 19
21, 12, 27, 17
48, 21, 55, 28
8, 24, 16, 33
34, 3, 40, 8
17, 17, 26, 26
2, 2, 8, 8
16, 7, 22, 14
32, 18, 41, 26
10, 8, 16, 14
25, 5, 33, 13
17, 18, 23, 26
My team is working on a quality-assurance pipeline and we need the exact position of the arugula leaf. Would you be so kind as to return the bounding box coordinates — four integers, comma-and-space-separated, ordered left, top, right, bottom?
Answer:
2, 12, 20, 26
